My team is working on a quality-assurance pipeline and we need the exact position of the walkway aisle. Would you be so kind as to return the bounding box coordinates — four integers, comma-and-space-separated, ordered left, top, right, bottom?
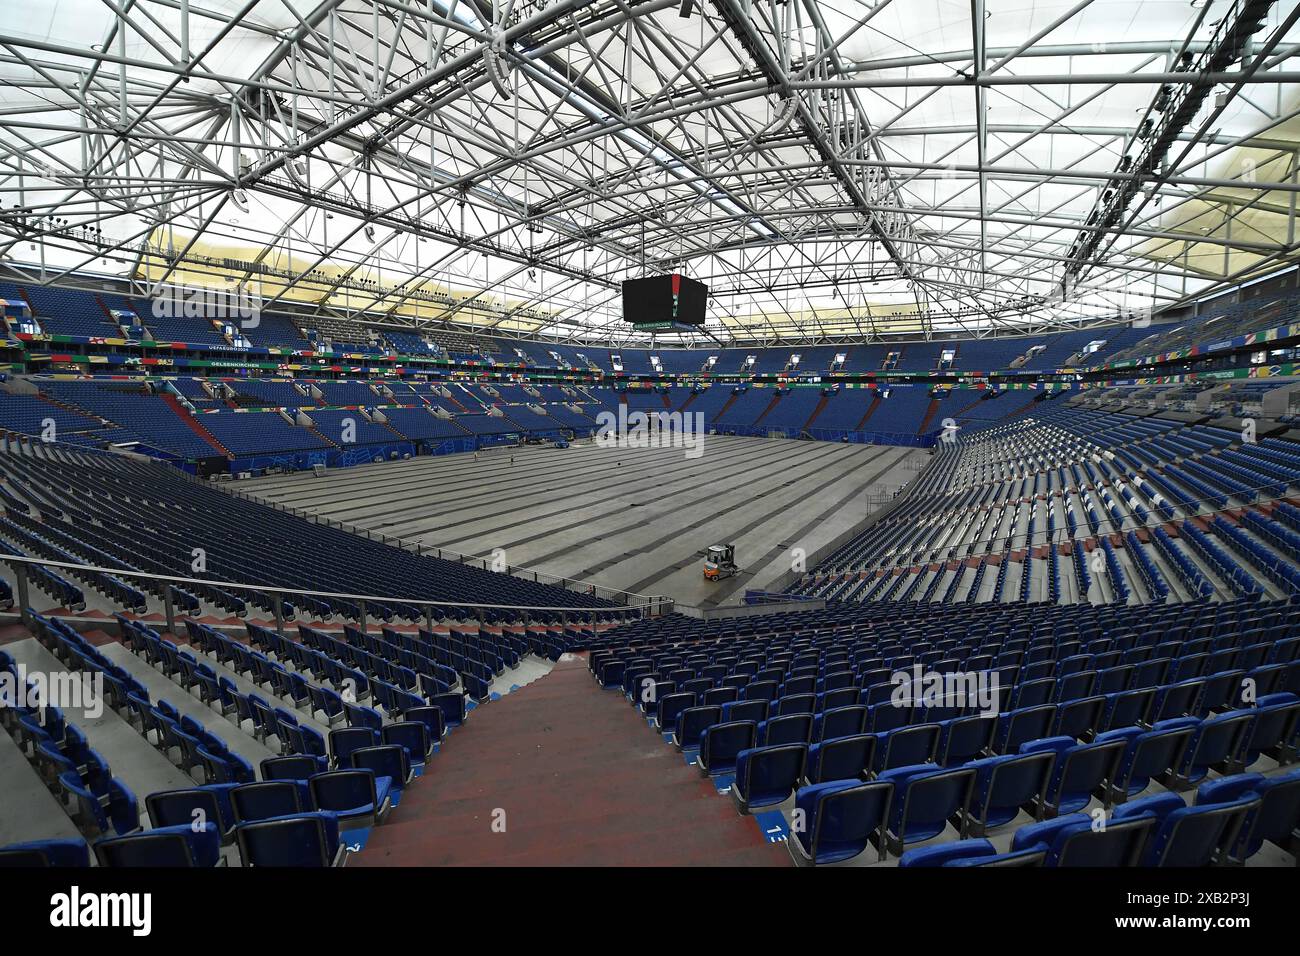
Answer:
355, 654, 788, 866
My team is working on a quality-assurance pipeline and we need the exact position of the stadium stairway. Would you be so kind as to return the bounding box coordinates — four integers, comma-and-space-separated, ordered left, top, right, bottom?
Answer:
854, 393, 882, 431
802, 394, 830, 431
160, 394, 231, 457
1, 629, 197, 807
352, 653, 787, 866
753, 392, 782, 428
713, 390, 741, 424
916, 397, 942, 436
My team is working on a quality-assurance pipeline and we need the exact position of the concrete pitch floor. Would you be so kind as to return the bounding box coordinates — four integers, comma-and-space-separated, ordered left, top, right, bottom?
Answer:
238, 436, 927, 609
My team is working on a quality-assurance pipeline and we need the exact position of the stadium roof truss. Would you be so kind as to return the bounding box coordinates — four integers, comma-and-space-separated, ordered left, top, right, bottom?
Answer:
3, 0, 1300, 346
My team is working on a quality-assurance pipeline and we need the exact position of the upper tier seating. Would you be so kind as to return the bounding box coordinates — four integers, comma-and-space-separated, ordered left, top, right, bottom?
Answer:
199, 412, 335, 456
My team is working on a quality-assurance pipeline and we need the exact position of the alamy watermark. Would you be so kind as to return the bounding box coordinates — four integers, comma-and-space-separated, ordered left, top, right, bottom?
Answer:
0, 664, 103, 719
49, 887, 151, 936
889, 664, 1000, 716
150, 280, 261, 328
595, 407, 706, 459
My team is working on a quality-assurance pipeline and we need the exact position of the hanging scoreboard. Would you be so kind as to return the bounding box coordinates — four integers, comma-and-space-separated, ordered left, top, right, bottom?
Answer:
622, 273, 708, 330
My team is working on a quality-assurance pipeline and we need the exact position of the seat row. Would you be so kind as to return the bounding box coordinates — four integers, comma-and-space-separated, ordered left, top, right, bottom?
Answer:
893, 770, 1300, 868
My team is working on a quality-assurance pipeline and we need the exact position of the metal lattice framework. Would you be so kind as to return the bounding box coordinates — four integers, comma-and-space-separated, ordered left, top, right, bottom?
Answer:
3, 0, 1300, 347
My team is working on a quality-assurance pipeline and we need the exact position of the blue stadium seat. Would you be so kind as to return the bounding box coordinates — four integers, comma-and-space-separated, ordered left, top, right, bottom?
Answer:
878, 764, 976, 855
235, 812, 345, 867
963, 751, 1054, 835
788, 780, 893, 866
804, 734, 874, 785
1011, 813, 1156, 866
0, 839, 90, 867
732, 744, 807, 814
697, 721, 757, 777
308, 769, 392, 825
231, 781, 308, 825
94, 823, 222, 867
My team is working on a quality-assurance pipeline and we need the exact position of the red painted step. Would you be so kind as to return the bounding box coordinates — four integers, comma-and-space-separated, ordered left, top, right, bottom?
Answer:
803, 394, 830, 430
752, 392, 783, 427
352, 655, 786, 867
161, 393, 232, 457
712, 390, 741, 424
854, 393, 882, 431
915, 398, 942, 435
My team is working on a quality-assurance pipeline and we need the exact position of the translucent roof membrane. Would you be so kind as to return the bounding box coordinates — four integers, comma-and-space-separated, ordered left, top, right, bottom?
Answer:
2, 0, 1299, 344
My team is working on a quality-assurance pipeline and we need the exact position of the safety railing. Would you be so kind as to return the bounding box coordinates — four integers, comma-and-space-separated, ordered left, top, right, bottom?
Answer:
0, 552, 673, 640
0, 430, 673, 614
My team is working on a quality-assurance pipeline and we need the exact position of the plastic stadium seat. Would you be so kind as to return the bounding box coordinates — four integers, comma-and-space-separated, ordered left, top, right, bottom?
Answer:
430, 692, 467, 729
350, 744, 412, 793
899, 838, 998, 867
236, 812, 345, 867
758, 713, 813, 747
1021, 736, 1126, 816
813, 705, 868, 742
1053, 695, 1105, 742
382, 722, 433, 771
874, 723, 941, 773
1167, 712, 1255, 789
673, 705, 721, 754
697, 721, 757, 776
732, 744, 808, 814
937, 714, 997, 767
1230, 694, 1300, 772
402, 705, 447, 742
309, 769, 392, 825
1097, 722, 1197, 802
879, 764, 976, 855
804, 734, 874, 785
60, 772, 139, 837
1197, 769, 1300, 863
329, 727, 380, 768
231, 781, 308, 824
1101, 688, 1155, 732
994, 704, 1056, 754
0, 839, 90, 867
963, 751, 1054, 835
1115, 792, 1260, 866
654, 692, 696, 735
94, 823, 222, 867
261, 754, 328, 781
788, 780, 893, 866
145, 786, 237, 844
1012, 813, 1157, 866
721, 700, 768, 725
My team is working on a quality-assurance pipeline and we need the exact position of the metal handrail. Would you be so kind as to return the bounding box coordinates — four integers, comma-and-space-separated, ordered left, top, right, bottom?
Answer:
0, 551, 672, 640
0, 428, 668, 610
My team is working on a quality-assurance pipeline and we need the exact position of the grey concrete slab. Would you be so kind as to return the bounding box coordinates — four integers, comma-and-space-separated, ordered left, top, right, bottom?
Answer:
179, 640, 334, 739
0, 729, 86, 846
5, 638, 196, 816
99, 643, 279, 771
241, 437, 925, 610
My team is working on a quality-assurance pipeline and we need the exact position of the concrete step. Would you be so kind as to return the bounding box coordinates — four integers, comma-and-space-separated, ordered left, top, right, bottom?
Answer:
5, 637, 195, 819
0, 727, 85, 846
100, 643, 280, 771
161, 634, 334, 739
